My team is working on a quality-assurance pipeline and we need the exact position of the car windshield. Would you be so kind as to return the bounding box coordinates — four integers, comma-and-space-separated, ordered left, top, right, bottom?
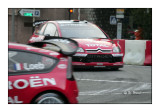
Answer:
59, 23, 108, 39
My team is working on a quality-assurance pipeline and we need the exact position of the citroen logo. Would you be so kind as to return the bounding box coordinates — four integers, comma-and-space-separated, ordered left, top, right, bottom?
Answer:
97, 48, 102, 53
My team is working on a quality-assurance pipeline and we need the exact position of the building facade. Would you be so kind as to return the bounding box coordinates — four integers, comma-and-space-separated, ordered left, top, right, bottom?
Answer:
8, 8, 152, 44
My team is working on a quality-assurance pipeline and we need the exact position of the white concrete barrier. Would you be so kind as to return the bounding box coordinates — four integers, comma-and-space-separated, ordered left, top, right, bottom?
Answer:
123, 40, 147, 65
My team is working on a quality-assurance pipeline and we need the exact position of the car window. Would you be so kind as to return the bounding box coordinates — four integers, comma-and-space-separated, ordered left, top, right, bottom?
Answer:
55, 30, 59, 36
43, 23, 57, 36
59, 23, 108, 39
34, 23, 46, 35
8, 50, 57, 75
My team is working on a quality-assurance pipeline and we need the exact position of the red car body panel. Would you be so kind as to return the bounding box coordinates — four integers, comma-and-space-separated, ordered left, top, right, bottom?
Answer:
28, 20, 124, 68
8, 43, 78, 104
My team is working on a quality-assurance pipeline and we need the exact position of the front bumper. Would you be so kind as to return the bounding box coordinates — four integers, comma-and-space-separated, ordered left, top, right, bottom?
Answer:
72, 53, 124, 68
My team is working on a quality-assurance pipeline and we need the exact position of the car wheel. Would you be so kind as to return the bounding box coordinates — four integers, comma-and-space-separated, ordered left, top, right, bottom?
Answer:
34, 93, 65, 104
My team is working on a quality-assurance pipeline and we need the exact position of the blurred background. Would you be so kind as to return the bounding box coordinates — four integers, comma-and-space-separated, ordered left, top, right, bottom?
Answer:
8, 8, 152, 44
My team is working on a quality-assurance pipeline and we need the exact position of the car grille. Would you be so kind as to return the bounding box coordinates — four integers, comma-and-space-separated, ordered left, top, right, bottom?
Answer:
86, 49, 112, 53
72, 54, 122, 63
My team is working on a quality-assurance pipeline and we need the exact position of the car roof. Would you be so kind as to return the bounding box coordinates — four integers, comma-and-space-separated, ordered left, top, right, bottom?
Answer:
54, 20, 90, 24
9, 42, 61, 57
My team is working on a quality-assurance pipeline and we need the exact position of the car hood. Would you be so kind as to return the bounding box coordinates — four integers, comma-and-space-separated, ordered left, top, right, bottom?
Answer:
73, 39, 113, 49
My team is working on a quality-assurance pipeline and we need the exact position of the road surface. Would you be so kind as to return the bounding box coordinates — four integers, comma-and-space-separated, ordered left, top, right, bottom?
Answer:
73, 65, 152, 104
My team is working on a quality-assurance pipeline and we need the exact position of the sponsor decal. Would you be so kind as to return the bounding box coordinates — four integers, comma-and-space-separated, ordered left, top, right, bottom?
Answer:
8, 76, 56, 90
23, 62, 45, 71
86, 44, 109, 47
14, 62, 45, 71
60, 58, 67, 61
8, 96, 23, 104
58, 64, 67, 69
94, 66, 105, 68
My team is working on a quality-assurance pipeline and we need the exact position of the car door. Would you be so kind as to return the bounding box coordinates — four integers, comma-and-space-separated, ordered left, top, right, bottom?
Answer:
8, 49, 58, 104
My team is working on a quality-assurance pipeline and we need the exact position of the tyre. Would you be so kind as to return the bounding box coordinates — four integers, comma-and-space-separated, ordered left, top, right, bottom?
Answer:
33, 93, 65, 104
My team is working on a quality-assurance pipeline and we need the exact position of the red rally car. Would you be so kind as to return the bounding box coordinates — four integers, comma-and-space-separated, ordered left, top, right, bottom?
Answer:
8, 37, 79, 104
29, 20, 123, 70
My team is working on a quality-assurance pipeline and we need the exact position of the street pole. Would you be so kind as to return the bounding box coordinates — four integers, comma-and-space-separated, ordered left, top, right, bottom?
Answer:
117, 21, 122, 39
11, 8, 15, 42
69, 13, 71, 20
78, 8, 80, 20
33, 8, 35, 33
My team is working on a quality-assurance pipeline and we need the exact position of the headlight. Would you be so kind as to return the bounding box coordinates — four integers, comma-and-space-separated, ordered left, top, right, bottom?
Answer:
113, 46, 121, 53
77, 47, 84, 52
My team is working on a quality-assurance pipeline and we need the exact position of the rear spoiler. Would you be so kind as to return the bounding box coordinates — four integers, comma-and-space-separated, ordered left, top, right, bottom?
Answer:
33, 20, 48, 27
28, 37, 79, 56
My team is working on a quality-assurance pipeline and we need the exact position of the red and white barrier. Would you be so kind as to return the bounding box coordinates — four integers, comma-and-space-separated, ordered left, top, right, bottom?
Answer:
113, 39, 152, 66
144, 40, 152, 66
124, 40, 147, 65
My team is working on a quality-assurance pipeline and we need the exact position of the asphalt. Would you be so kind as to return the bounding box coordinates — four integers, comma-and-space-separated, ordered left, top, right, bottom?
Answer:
73, 65, 152, 104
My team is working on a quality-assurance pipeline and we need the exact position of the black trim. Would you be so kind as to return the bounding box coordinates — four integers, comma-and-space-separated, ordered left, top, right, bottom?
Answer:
73, 65, 123, 69
8, 48, 59, 76
66, 57, 75, 81
72, 54, 123, 63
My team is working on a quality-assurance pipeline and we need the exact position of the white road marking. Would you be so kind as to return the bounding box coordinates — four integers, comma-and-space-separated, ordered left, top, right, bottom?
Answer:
76, 78, 151, 84
134, 83, 151, 90
125, 65, 151, 68
79, 91, 151, 96
90, 88, 120, 95
77, 79, 151, 96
